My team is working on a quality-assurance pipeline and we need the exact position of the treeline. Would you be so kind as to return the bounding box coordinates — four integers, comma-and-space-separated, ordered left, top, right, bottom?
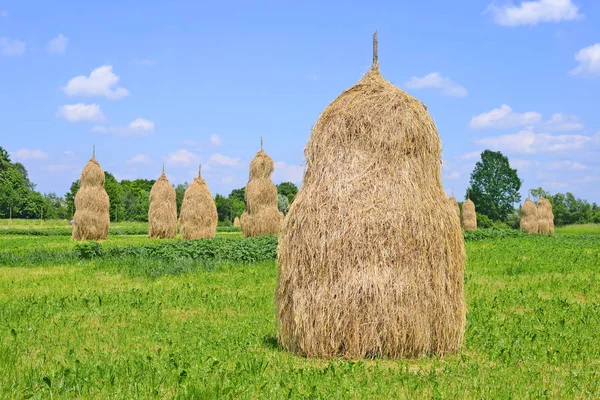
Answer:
0, 146, 297, 223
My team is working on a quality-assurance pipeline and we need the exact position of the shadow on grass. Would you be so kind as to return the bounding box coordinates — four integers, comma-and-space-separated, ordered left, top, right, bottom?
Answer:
262, 335, 280, 350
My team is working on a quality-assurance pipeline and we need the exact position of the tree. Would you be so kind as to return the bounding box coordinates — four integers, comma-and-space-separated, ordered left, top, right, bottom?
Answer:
214, 194, 233, 223
278, 194, 290, 214
467, 150, 522, 222
104, 172, 123, 222
174, 182, 188, 215
276, 182, 298, 203
230, 198, 246, 218
229, 187, 246, 205
530, 187, 550, 202
64, 180, 80, 218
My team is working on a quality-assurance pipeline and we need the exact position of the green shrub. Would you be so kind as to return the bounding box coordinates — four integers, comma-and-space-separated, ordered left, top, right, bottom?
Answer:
74, 241, 104, 259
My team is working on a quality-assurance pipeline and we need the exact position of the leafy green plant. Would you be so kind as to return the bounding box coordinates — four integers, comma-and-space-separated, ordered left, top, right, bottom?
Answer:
74, 241, 104, 259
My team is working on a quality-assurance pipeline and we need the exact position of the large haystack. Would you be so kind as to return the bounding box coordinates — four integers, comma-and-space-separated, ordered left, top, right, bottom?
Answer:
72, 147, 110, 241
537, 197, 555, 235
520, 199, 538, 234
461, 198, 477, 231
277, 33, 465, 359
233, 216, 240, 227
241, 139, 284, 237
179, 166, 217, 240
449, 196, 460, 221
148, 166, 177, 239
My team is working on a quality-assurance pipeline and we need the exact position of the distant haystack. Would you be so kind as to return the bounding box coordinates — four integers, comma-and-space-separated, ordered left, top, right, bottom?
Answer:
537, 197, 555, 235
148, 166, 177, 239
72, 147, 110, 241
461, 198, 477, 231
179, 166, 217, 240
241, 139, 284, 237
520, 199, 538, 234
449, 196, 460, 221
233, 216, 241, 227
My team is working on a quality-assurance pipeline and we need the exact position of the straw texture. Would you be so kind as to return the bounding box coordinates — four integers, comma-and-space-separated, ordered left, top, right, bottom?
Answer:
233, 216, 241, 227
277, 39, 465, 359
520, 199, 538, 234
148, 171, 177, 238
449, 196, 460, 221
537, 197, 555, 235
461, 199, 477, 231
179, 169, 217, 240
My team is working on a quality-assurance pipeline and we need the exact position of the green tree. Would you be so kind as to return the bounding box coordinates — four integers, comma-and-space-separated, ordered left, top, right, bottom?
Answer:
64, 180, 80, 219
467, 150, 522, 222
276, 182, 298, 203
230, 198, 246, 218
278, 194, 290, 214
214, 194, 233, 223
104, 172, 124, 222
229, 187, 246, 205
174, 182, 188, 215
529, 187, 551, 202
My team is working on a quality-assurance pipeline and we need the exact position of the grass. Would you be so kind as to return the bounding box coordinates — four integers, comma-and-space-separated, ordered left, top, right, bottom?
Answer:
555, 223, 600, 235
0, 228, 599, 398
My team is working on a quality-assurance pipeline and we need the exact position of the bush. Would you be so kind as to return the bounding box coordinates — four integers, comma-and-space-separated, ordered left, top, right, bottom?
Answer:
476, 213, 494, 229
74, 241, 104, 259
463, 228, 526, 241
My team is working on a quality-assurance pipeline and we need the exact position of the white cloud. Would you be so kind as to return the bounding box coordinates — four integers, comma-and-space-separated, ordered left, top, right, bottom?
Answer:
476, 129, 591, 154
469, 105, 542, 129
546, 160, 586, 170
127, 154, 151, 165
47, 34, 68, 55
63, 65, 130, 100
404, 72, 467, 97
166, 149, 201, 167
0, 37, 26, 56
570, 43, 600, 77
210, 133, 223, 146
11, 149, 49, 160
511, 158, 536, 169
64, 151, 75, 158
43, 163, 76, 173
447, 171, 461, 179
57, 103, 105, 122
273, 161, 304, 184
91, 118, 154, 137
545, 113, 584, 131
208, 153, 240, 166
137, 58, 156, 66
487, 0, 583, 27
456, 151, 481, 161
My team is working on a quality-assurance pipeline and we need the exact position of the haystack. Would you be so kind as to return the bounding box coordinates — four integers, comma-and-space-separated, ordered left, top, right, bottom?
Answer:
537, 197, 555, 235
240, 138, 284, 237
148, 166, 177, 239
233, 216, 241, 227
72, 147, 110, 240
179, 166, 217, 239
520, 199, 538, 234
461, 198, 477, 231
449, 196, 460, 221
276, 33, 465, 359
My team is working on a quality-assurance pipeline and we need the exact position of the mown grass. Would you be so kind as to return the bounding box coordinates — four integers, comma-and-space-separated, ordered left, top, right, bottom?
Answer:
0, 233, 599, 398
555, 224, 600, 235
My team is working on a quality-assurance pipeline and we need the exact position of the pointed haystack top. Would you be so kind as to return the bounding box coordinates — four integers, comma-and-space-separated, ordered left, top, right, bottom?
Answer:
92, 144, 96, 160
372, 31, 379, 73
162, 163, 165, 175
260, 136, 263, 151
198, 164, 202, 179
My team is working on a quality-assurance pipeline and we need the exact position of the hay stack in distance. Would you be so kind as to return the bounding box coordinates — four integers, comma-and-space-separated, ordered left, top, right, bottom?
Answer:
449, 195, 460, 221
520, 198, 538, 234
461, 198, 477, 231
148, 166, 177, 239
179, 165, 217, 240
537, 197, 555, 235
277, 33, 465, 359
241, 138, 284, 237
233, 216, 241, 227
72, 146, 110, 241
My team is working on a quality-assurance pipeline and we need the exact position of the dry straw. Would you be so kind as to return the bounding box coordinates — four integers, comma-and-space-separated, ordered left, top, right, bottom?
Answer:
179, 166, 217, 239
277, 33, 465, 359
449, 196, 460, 221
537, 197, 555, 235
148, 166, 178, 239
241, 138, 284, 237
233, 216, 241, 227
72, 146, 110, 241
461, 198, 477, 231
520, 198, 538, 234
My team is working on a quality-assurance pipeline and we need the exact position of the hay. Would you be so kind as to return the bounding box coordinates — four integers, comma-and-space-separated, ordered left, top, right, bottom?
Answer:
537, 197, 555, 235
233, 216, 241, 227
461, 199, 477, 231
72, 148, 110, 241
449, 196, 460, 221
520, 199, 538, 234
241, 141, 284, 237
179, 166, 217, 240
148, 167, 177, 239
276, 33, 465, 359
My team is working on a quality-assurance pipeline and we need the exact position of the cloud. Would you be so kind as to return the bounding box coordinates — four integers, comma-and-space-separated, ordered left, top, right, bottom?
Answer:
47, 34, 68, 55
510, 158, 536, 169
487, 0, 583, 27
127, 154, 151, 165
91, 118, 154, 137
470, 105, 542, 129
447, 171, 461, 179
273, 161, 304, 184
0, 37, 26, 56
546, 160, 586, 170
475, 129, 591, 154
404, 72, 467, 97
137, 58, 156, 66
166, 149, 201, 167
569, 43, 600, 77
210, 134, 223, 146
545, 113, 584, 131
43, 163, 77, 173
456, 151, 481, 161
222, 176, 235, 184
57, 103, 105, 122
64, 151, 75, 158
63, 65, 130, 100
208, 153, 240, 166
11, 149, 49, 160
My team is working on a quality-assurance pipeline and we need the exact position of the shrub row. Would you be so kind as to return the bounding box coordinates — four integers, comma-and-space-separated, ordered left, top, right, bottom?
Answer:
0, 226, 241, 236
463, 228, 527, 241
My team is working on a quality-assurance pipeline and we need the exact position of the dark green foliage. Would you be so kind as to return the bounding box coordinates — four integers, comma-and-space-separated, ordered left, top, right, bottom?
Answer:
276, 182, 298, 203
463, 228, 527, 241
228, 188, 246, 205
467, 150, 522, 222
0, 226, 240, 236
215, 194, 234, 223
74, 241, 104, 259
174, 182, 188, 215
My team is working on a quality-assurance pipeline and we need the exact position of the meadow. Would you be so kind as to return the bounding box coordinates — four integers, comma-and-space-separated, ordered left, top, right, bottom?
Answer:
0, 223, 599, 398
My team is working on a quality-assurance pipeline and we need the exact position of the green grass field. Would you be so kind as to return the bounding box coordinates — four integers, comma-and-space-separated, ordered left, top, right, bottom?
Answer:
0, 225, 599, 398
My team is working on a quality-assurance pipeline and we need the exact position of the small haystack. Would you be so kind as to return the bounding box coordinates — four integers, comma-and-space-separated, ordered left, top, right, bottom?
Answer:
179, 166, 217, 240
449, 196, 460, 221
148, 166, 177, 239
72, 146, 110, 240
461, 198, 477, 231
537, 197, 555, 235
277, 33, 465, 359
240, 138, 284, 237
520, 198, 538, 234
233, 216, 241, 227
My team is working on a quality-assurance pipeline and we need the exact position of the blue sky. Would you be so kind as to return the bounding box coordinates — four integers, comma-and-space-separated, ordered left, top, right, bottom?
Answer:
1, 0, 599, 203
